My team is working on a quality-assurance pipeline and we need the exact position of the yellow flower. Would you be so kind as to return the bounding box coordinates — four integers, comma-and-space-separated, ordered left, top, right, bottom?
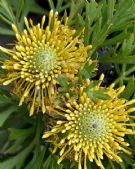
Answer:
0, 10, 91, 115
43, 75, 135, 169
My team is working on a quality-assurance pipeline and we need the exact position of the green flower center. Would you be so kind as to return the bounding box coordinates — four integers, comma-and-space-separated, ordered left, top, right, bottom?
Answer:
79, 111, 107, 140
32, 47, 56, 73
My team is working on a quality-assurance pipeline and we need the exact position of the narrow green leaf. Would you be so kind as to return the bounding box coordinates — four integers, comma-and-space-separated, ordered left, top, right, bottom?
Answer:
121, 152, 135, 166
0, 105, 18, 127
0, 14, 12, 25
43, 155, 53, 169
8, 128, 34, 140
48, 0, 55, 10
103, 32, 127, 46
100, 55, 135, 64
0, 0, 15, 22
19, 0, 35, 27
58, 76, 68, 92
16, 0, 24, 21
120, 77, 135, 99
84, 81, 99, 93
119, 162, 126, 169
30, 1, 46, 15
43, 155, 62, 169
24, 146, 47, 169
78, 61, 97, 81
0, 95, 12, 104
69, 0, 84, 24
0, 141, 34, 169
0, 27, 15, 35
88, 90, 111, 100
107, 0, 115, 21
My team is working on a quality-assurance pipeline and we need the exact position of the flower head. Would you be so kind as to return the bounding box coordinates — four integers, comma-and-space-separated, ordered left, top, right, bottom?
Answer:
43, 75, 135, 169
0, 10, 91, 115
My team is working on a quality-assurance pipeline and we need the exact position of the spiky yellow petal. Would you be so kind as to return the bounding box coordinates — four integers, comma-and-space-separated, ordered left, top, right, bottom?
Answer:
43, 77, 135, 169
0, 10, 91, 115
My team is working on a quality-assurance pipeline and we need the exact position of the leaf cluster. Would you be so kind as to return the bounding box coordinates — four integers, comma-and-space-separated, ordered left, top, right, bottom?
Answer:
0, 0, 135, 169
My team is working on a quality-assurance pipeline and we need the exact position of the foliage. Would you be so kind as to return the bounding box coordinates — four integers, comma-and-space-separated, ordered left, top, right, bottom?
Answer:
0, 0, 135, 169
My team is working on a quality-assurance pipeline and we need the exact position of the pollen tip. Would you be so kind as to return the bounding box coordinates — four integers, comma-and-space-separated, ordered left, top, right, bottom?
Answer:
127, 143, 130, 146
24, 16, 27, 21
59, 152, 63, 156
100, 73, 104, 80
89, 45, 92, 49
11, 23, 15, 28
42, 110, 46, 114
120, 159, 123, 162
55, 11, 58, 15
29, 112, 33, 116
3, 82, 7, 86
110, 83, 115, 89
57, 160, 60, 164
0, 46, 5, 52
42, 15, 45, 21
42, 134, 46, 138
11, 24, 18, 33
1, 66, 5, 69
123, 85, 125, 89
86, 78, 90, 86
19, 102, 22, 106
50, 9, 54, 15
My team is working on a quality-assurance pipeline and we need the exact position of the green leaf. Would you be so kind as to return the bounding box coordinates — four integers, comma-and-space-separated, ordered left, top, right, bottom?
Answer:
69, 0, 85, 24
0, 141, 34, 169
43, 155, 53, 169
120, 77, 135, 99
109, 159, 117, 169
102, 32, 127, 46
0, 105, 18, 127
84, 83, 111, 100
121, 33, 135, 55
30, 0, 46, 15
5, 139, 25, 154
85, 0, 101, 25
62, 160, 71, 169
33, 148, 47, 169
0, 14, 12, 25
110, 0, 135, 32
19, 0, 35, 28
0, 95, 12, 105
0, 0, 15, 22
119, 162, 126, 169
100, 55, 135, 64
16, 0, 24, 21
88, 89, 111, 100
8, 128, 34, 140
121, 153, 135, 166
107, 0, 116, 21
43, 155, 62, 169
58, 75, 69, 93
84, 81, 99, 93
24, 146, 47, 169
78, 61, 97, 81
0, 27, 15, 35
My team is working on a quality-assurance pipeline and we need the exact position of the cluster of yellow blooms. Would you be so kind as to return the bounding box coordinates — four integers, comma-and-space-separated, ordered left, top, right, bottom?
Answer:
0, 10, 135, 169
